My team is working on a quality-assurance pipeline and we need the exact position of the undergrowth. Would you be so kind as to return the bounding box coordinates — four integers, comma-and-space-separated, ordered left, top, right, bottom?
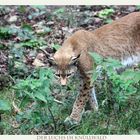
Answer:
1, 52, 140, 134
0, 6, 140, 135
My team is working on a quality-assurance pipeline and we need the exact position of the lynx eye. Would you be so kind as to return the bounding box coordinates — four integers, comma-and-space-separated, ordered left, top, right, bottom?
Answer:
67, 73, 72, 77
55, 73, 61, 78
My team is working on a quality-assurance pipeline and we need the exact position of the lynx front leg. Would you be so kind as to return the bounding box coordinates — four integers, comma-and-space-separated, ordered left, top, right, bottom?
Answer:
81, 87, 99, 117
64, 78, 91, 125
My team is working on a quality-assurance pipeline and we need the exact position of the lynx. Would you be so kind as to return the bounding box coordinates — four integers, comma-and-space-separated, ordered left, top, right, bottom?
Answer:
48, 12, 140, 125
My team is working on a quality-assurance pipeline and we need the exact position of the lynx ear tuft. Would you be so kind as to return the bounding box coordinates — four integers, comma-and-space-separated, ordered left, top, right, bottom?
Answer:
70, 54, 81, 65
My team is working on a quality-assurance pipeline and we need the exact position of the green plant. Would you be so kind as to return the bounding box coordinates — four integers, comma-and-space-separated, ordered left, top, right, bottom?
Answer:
0, 99, 11, 114
52, 44, 61, 51
104, 19, 113, 24
87, 52, 140, 134
53, 8, 65, 15
90, 52, 140, 101
0, 99, 11, 134
98, 8, 115, 19
19, 39, 47, 48
0, 27, 12, 39
53, 8, 66, 21
12, 68, 58, 133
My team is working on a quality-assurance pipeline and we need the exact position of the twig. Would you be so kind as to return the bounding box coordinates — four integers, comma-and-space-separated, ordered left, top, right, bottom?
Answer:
8, 75, 16, 84
53, 99, 64, 105
67, 124, 80, 131
47, 106, 57, 133
12, 101, 21, 114
36, 46, 51, 58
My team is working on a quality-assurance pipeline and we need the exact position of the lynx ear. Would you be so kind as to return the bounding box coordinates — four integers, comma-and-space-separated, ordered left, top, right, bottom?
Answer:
38, 48, 57, 66
70, 54, 81, 65
48, 56, 57, 65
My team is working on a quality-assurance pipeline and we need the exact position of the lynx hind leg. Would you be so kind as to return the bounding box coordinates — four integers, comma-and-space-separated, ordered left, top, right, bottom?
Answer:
89, 87, 99, 111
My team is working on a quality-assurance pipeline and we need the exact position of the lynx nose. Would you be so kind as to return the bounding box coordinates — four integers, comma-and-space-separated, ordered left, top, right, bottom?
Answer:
60, 77, 67, 86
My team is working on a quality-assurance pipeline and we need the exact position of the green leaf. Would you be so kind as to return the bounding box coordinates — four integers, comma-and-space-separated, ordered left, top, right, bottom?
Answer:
98, 8, 115, 19
134, 71, 140, 83
18, 6, 26, 13
121, 69, 140, 83
0, 27, 12, 39
44, 27, 51, 33
89, 52, 103, 65
0, 44, 5, 49
28, 15, 32, 20
34, 92, 47, 103
52, 44, 61, 51
22, 24, 33, 31
105, 19, 113, 24
105, 57, 122, 68
92, 71, 98, 83
53, 8, 65, 15
0, 99, 11, 113
129, 129, 140, 135
19, 96, 31, 108
39, 68, 47, 79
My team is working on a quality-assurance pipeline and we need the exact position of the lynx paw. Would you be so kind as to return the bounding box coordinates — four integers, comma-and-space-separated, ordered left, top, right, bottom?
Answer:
64, 116, 80, 126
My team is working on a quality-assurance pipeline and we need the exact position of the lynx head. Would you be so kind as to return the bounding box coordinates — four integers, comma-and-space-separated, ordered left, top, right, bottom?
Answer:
48, 52, 80, 86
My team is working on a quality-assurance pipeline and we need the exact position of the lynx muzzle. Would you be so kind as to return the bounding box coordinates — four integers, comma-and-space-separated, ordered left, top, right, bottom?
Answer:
60, 77, 67, 86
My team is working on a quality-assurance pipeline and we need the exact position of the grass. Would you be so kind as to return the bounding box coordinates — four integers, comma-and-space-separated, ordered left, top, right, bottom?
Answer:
1, 37, 140, 135
0, 60, 140, 135
1, 82, 140, 134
